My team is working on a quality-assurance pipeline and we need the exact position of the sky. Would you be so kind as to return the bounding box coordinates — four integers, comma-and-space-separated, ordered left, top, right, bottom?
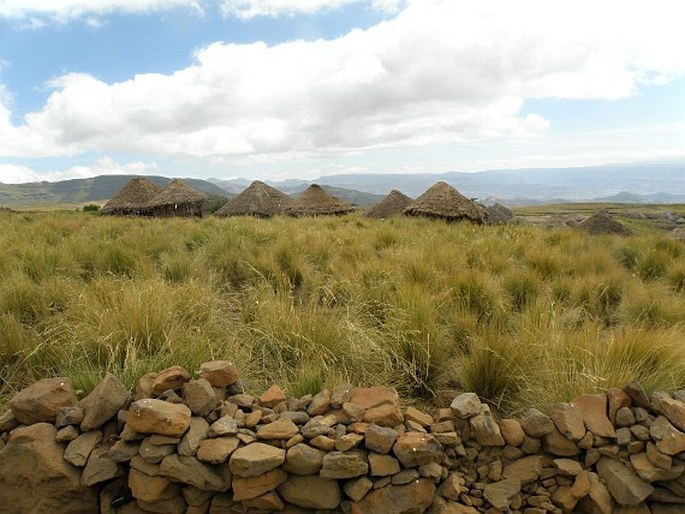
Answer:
0, 0, 684, 184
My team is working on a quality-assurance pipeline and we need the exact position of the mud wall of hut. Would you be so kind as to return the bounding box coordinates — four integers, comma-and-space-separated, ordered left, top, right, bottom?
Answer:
1, 363, 685, 513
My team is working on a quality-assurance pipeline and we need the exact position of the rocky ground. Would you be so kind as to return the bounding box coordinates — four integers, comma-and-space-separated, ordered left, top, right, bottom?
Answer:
1, 362, 684, 513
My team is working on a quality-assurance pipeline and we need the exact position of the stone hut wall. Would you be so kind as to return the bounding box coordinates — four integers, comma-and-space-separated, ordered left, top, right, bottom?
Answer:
1, 362, 684, 513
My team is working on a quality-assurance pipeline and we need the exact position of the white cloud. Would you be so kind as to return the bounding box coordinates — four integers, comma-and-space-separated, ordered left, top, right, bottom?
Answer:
2, 0, 684, 162
219, 0, 403, 18
0, 157, 158, 184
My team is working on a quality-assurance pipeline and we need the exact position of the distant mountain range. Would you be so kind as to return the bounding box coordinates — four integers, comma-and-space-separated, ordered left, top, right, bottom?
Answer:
1, 160, 684, 207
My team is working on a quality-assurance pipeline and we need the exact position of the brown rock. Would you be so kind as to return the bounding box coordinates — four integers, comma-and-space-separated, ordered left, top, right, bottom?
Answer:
279, 475, 341, 510
519, 408, 555, 437
393, 431, 442, 467
646, 441, 671, 469
629, 452, 684, 482
129, 468, 181, 503
345, 477, 374, 503
259, 385, 287, 408
82, 442, 123, 486
499, 418, 525, 446
350, 478, 435, 514
64, 430, 103, 467
651, 416, 685, 455
80, 373, 129, 431
152, 365, 191, 395
364, 423, 398, 454
137, 495, 187, 512
182, 379, 218, 417
320, 450, 369, 479
657, 396, 685, 432
581, 471, 614, 514
0, 409, 19, 432
283, 443, 325, 475
554, 458, 583, 476
502, 455, 545, 484
623, 382, 650, 408
469, 406, 505, 446
349, 386, 403, 427
9, 377, 78, 425
405, 406, 433, 427
159, 454, 228, 491
229, 442, 285, 477
0, 423, 99, 513
607, 388, 631, 424
256, 417, 299, 440
543, 427, 580, 456
139, 437, 175, 464
108, 439, 140, 462
242, 491, 284, 511
199, 360, 240, 388
178, 416, 209, 456
450, 392, 482, 419
127, 399, 192, 437
336, 432, 364, 451
596, 457, 654, 506
232, 468, 287, 501
134, 372, 157, 400
196, 437, 240, 464
368, 452, 401, 476
307, 388, 331, 415
548, 402, 586, 441
571, 394, 617, 438
483, 478, 521, 510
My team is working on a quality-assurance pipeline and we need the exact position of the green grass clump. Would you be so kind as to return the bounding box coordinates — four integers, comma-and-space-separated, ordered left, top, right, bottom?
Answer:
0, 209, 683, 415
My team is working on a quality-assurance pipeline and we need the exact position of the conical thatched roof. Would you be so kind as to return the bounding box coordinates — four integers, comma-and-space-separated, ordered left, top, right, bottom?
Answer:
285, 184, 355, 216
215, 181, 291, 218
403, 181, 487, 223
580, 209, 632, 236
486, 203, 514, 225
366, 189, 413, 219
147, 178, 209, 208
101, 177, 162, 214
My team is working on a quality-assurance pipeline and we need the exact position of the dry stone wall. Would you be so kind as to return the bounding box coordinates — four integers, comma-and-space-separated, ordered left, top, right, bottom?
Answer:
1, 362, 685, 513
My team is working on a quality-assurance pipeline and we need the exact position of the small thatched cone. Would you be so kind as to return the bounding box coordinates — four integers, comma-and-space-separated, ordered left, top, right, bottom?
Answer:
366, 190, 413, 219
285, 184, 355, 216
580, 209, 632, 236
486, 203, 514, 225
101, 177, 162, 215
403, 181, 487, 223
215, 181, 291, 218
147, 179, 209, 208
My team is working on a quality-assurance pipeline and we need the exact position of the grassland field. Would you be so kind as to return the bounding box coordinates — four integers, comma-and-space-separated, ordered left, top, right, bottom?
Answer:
0, 206, 684, 415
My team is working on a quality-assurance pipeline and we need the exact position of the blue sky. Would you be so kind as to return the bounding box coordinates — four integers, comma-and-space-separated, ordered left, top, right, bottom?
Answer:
0, 0, 683, 183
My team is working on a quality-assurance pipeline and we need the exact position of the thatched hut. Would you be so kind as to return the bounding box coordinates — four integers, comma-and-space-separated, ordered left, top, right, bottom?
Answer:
101, 177, 162, 216
580, 209, 632, 236
403, 181, 487, 223
215, 181, 291, 218
366, 189, 412, 219
147, 178, 209, 217
285, 184, 355, 217
485, 203, 514, 225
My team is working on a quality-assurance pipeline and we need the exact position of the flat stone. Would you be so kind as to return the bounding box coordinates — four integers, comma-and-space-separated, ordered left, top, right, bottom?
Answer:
331, 384, 353, 409
134, 372, 157, 401
128, 468, 181, 503
108, 440, 141, 462
259, 385, 287, 408
651, 416, 685, 455
646, 441, 672, 469
80, 373, 129, 431
320, 450, 369, 479
307, 388, 331, 416
229, 442, 285, 477
256, 417, 299, 440
623, 382, 650, 408
0, 409, 19, 432
364, 423, 398, 454
350, 478, 435, 514
368, 452, 400, 476
127, 399, 191, 437
392, 468, 420, 485
9, 377, 78, 425
607, 388, 631, 424
178, 416, 209, 456
281, 410, 309, 425
232, 468, 287, 501
196, 437, 240, 464
548, 402, 586, 441
571, 394, 617, 438
301, 414, 336, 438
283, 442, 325, 475
596, 457, 654, 506
0, 423, 99, 513
336, 432, 364, 451
139, 437, 175, 464
55, 406, 84, 428
199, 360, 240, 388
159, 454, 228, 491
404, 406, 433, 427
152, 365, 191, 395
502, 455, 545, 484
208, 415, 238, 437
483, 478, 521, 510
279, 475, 341, 510
64, 430, 103, 467
520, 408, 555, 437
450, 393, 482, 419
629, 452, 684, 482
554, 458, 584, 476
182, 379, 218, 417
56, 425, 80, 442
657, 396, 685, 432
543, 427, 580, 456
392, 431, 441, 467
616, 407, 637, 427
82, 442, 123, 486
242, 491, 284, 511
349, 386, 403, 427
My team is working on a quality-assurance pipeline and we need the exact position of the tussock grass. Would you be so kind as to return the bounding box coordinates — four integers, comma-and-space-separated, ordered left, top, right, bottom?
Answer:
0, 210, 683, 414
